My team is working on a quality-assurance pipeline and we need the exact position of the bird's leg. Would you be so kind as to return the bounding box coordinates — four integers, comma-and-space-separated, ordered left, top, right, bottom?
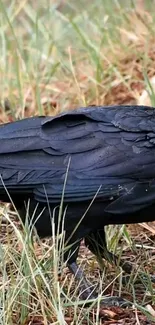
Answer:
99, 245, 132, 273
68, 262, 129, 307
65, 230, 129, 307
85, 229, 132, 273
68, 262, 97, 300
85, 229, 155, 284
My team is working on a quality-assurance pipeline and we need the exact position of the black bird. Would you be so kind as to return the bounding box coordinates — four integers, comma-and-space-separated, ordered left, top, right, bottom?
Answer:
1, 105, 155, 307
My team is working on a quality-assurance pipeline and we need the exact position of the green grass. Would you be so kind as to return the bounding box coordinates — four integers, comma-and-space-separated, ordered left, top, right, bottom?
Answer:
0, 0, 154, 117
1, 0, 155, 323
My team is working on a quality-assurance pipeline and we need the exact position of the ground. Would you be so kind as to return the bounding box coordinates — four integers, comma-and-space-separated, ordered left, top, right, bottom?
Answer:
1, 1, 155, 324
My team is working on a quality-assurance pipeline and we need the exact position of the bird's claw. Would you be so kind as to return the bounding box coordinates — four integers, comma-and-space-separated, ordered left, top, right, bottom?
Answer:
100, 296, 130, 308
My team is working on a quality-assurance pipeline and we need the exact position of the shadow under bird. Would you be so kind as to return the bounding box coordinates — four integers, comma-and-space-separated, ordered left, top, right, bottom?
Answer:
1, 105, 155, 307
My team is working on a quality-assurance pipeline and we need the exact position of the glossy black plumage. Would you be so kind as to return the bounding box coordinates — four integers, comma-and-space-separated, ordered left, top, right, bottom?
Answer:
1, 105, 155, 306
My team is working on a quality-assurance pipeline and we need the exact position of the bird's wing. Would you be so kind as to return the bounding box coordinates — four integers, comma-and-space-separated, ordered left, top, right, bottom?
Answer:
1, 106, 155, 213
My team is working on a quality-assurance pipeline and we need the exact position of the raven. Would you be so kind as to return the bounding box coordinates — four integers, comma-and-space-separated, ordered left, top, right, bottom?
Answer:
1, 105, 155, 307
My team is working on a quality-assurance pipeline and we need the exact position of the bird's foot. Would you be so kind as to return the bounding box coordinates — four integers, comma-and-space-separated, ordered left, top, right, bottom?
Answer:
79, 291, 130, 308
68, 262, 131, 308
140, 273, 155, 283
99, 296, 130, 308
120, 272, 155, 286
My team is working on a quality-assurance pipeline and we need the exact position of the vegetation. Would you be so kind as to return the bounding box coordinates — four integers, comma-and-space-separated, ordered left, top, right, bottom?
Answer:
0, 1, 155, 323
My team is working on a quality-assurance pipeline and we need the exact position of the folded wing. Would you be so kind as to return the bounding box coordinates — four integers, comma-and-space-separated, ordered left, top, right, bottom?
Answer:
0, 105, 155, 213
